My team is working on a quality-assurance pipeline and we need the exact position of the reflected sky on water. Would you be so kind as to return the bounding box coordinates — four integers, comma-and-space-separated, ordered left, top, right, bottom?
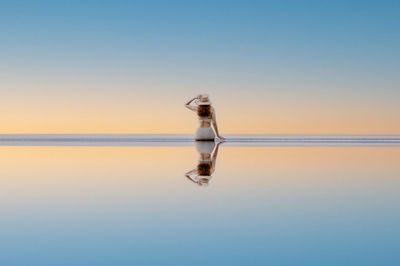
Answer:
0, 142, 399, 265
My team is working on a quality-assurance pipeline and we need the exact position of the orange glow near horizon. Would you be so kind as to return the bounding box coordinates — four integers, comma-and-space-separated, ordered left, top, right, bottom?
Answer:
1, 84, 399, 134
1, 102, 398, 134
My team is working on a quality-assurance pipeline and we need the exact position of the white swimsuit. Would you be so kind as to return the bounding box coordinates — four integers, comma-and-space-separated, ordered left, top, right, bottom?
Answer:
195, 118, 215, 141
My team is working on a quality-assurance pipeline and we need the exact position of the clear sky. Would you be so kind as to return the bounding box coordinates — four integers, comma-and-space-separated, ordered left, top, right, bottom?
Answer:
1, 0, 399, 134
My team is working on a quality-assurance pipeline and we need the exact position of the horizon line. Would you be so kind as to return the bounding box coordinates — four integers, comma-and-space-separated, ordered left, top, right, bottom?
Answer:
0, 134, 399, 146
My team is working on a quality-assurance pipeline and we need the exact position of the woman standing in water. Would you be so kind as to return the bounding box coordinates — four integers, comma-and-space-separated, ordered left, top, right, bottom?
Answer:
185, 94, 225, 141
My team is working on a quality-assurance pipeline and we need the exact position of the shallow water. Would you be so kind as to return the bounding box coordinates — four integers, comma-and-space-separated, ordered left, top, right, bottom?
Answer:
0, 139, 399, 265
1, 134, 400, 146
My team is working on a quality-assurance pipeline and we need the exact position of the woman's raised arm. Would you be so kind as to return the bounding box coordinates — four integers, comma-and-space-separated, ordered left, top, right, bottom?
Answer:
185, 169, 198, 183
185, 96, 199, 112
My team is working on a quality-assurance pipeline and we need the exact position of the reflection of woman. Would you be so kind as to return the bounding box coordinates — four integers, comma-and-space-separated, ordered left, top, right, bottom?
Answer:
185, 142, 222, 186
185, 94, 225, 141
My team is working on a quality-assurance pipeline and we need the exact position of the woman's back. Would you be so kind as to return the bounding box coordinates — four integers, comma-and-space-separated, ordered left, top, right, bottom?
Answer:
185, 93, 224, 141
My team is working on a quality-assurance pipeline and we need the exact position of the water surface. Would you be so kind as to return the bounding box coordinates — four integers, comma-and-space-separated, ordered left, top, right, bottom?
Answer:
0, 138, 399, 265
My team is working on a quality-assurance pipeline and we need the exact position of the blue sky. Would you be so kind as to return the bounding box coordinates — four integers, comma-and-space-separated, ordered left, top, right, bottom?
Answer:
1, 0, 399, 133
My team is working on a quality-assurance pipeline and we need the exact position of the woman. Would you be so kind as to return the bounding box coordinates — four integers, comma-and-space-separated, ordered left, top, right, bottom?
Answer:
185, 141, 222, 187
185, 94, 225, 141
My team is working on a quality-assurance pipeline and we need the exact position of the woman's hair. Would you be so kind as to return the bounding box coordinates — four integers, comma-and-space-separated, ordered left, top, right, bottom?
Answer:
197, 104, 211, 118
197, 162, 211, 176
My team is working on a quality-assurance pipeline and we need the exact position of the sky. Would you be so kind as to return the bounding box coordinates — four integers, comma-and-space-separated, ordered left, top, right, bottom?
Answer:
1, 0, 399, 134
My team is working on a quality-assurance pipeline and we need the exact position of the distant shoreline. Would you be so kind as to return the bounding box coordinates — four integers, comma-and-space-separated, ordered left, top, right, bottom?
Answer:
0, 134, 399, 147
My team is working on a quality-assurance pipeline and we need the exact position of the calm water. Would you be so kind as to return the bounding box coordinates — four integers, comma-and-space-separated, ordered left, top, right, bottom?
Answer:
0, 136, 399, 265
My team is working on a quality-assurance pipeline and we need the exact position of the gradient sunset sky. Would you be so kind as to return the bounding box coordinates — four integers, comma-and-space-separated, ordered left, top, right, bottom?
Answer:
1, 0, 399, 134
